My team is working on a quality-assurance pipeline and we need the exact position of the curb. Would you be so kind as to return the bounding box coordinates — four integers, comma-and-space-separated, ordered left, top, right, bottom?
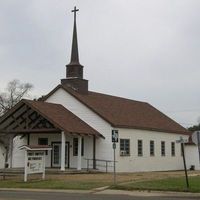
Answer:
96, 189, 200, 197
0, 188, 91, 194
1, 188, 200, 197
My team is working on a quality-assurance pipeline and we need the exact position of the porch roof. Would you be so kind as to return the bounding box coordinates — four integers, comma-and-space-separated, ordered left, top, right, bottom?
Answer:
0, 99, 103, 138
19, 145, 52, 151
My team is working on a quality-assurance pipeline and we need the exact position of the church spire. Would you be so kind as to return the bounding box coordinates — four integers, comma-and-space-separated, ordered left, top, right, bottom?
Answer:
61, 6, 88, 94
70, 6, 79, 64
66, 6, 83, 79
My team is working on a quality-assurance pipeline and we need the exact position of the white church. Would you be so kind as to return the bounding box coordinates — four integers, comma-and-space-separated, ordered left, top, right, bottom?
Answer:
0, 7, 199, 172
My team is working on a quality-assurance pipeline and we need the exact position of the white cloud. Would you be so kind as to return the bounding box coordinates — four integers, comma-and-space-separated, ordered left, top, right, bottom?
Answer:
0, 0, 200, 126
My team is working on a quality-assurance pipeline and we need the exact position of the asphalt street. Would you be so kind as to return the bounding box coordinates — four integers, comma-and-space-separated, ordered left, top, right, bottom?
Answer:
0, 190, 200, 200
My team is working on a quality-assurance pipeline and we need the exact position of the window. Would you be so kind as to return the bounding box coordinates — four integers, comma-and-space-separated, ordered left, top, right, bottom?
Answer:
38, 138, 48, 155
138, 140, 143, 156
161, 141, 165, 156
73, 138, 84, 156
171, 142, 175, 156
38, 138, 48, 145
150, 140, 155, 156
120, 139, 130, 156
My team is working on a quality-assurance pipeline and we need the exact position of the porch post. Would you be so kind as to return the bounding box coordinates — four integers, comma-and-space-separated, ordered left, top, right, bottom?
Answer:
77, 136, 82, 170
93, 135, 96, 169
61, 131, 66, 171
9, 135, 14, 168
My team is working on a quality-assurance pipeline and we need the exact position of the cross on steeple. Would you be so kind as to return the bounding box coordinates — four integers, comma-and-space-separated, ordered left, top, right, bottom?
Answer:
71, 6, 79, 22
69, 6, 80, 65
61, 7, 88, 94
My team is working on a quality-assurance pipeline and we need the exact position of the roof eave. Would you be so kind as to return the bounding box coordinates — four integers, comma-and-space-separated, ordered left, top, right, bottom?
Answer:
112, 124, 191, 135
41, 84, 189, 136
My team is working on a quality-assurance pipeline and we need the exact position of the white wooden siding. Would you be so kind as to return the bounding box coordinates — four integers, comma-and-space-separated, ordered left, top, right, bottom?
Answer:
0, 145, 5, 169
10, 87, 196, 172
185, 145, 200, 170
12, 136, 27, 168
46, 88, 113, 161
115, 128, 189, 172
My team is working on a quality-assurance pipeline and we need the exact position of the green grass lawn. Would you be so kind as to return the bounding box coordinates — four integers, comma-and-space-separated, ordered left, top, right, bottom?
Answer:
1, 175, 200, 192
111, 176, 200, 193
0, 179, 109, 190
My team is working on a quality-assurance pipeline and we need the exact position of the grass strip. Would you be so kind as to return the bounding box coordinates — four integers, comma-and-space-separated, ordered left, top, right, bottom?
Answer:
111, 176, 200, 193
0, 179, 109, 190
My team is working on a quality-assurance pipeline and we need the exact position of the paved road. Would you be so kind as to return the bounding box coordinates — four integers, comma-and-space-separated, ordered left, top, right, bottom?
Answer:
0, 190, 200, 200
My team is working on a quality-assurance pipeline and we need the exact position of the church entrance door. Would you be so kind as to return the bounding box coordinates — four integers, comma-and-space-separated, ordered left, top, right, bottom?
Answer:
52, 142, 69, 168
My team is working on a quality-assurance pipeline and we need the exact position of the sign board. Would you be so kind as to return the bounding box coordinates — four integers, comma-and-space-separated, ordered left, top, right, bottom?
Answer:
192, 131, 200, 145
112, 130, 119, 143
111, 130, 118, 184
20, 145, 52, 182
192, 131, 200, 164
176, 136, 188, 144
27, 152, 45, 174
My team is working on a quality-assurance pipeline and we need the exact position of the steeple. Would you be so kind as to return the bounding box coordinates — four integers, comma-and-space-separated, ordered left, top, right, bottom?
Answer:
70, 6, 79, 65
61, 6, 88, 94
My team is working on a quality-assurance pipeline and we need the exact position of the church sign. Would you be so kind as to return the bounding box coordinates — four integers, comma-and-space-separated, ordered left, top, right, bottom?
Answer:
27, 152, 45, 174
20, 145, 52, 182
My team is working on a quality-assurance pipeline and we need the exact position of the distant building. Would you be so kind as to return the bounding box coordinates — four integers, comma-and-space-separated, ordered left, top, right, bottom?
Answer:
0, 7, 199, 172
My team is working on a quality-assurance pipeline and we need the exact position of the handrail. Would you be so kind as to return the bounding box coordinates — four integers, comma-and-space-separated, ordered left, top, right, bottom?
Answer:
85, 158, 116, 173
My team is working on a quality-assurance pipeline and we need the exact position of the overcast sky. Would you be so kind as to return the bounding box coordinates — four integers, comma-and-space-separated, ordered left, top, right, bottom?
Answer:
0, 0, 200, 127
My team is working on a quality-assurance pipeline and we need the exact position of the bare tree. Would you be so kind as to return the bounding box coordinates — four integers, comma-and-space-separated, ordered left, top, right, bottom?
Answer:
0, 80, 33, 176
0, 79, 33, 116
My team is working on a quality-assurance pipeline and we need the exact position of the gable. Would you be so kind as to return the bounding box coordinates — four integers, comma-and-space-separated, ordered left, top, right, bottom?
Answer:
0, 100, 58, 134
44, 87, 112, 133
0, 99, 102, 137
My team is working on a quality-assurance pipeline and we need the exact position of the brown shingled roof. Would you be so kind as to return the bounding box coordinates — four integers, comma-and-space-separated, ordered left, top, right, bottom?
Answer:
0, 99, 102, 138
24, 100, 102, 137
42, 85, 190, 135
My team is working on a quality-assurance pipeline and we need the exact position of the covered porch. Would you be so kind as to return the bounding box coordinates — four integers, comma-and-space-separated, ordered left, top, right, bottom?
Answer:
0, 99, 104, 171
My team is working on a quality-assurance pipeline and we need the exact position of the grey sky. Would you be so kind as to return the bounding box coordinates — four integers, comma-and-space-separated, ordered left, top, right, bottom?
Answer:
0, 0, 200, 127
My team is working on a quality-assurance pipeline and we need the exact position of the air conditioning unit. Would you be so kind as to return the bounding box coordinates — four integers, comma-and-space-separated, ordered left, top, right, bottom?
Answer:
120, 150, 127, 156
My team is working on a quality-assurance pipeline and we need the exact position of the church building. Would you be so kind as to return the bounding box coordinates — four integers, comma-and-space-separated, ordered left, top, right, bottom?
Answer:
0, 7, 199, 172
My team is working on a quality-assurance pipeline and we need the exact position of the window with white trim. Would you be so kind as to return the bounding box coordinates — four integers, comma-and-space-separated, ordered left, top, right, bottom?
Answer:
171, 142, 175, 156
161, 141, 165, 156
137, 140, 143, 156
73, 138, 84, 156
120, 139, 130, 156
150, 140, 155, 156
